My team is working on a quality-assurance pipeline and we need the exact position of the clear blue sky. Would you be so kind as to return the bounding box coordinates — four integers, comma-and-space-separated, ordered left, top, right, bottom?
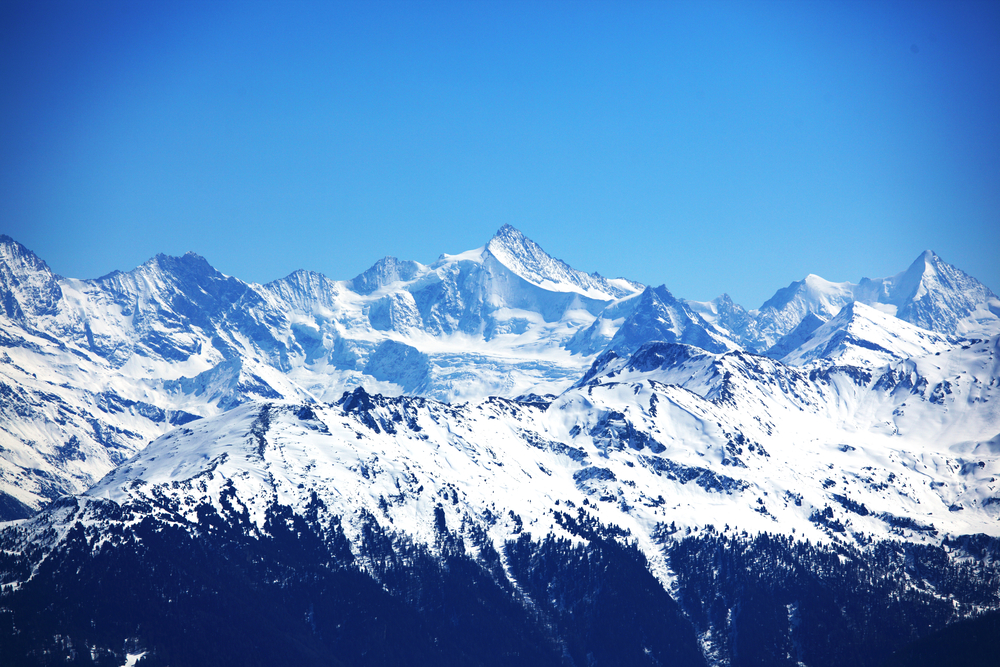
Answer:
2, 0, 998, 308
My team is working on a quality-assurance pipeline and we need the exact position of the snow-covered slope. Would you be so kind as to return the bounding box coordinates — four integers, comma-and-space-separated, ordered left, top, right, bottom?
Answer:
1, 231, 997, 521
0, 313, 288, 516
579, 336, 1000, 481
685, 293, 760, 347
700, 250, 1000, 352
83, 330, 1000, 555
0, 229, 646, 512
485, 224, 641, 300
754, 273, 858, 350
856, 250, 1000, 336
776, 301, 959, 367
11, 338, 986, 663
568, 285, 733, 357
5, 380, 999, 665
2, 231, 1000, 665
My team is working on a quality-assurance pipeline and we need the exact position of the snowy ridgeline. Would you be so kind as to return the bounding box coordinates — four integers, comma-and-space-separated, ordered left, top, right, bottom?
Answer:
2, 373, 999, 665
76, 328, 1000, 552
2, 228, 1000, 666
0, 226, 998, 522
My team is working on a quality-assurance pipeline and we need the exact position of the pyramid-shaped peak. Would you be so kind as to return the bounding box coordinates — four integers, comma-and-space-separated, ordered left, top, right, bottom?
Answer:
901, 249, 939, 276
493, 223, 524, 240
604, 283, 729, 356
487, 224, 543, 255
487, 226, 570, 277
714, 293, 736, 306
0, 235, 54, 276
778, 298, 955, 367
0, 234, 63, 321
484, 226, 641, 300
640, 284, 677, 304
886, 251, 948, 300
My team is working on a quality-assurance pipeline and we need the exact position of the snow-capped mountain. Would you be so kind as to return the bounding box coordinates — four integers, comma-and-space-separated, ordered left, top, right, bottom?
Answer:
0, 235, 63, 323
857, 249, 1000, 336
0, 229, 645, 514
3, 333, 999, 664
685, 293, 758, 348
773, 301, 959, 367
2, 228, 1000, 665
1, 231, 998, 519
82, 333, 1000, 550
485, 224, 642, 300
693, 250, 1000, 352
567, 285, 733, 357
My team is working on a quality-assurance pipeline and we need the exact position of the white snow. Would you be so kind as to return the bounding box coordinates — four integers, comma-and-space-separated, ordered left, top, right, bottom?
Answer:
122, 652, 146, 667
71, 331, 1000, 594
1, 231, 998, 552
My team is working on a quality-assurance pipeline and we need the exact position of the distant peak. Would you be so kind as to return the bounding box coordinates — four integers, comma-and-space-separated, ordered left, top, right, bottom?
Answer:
644, 284, 676, 301
372, 255, 401, 267
134, 250, 221, 281
832, 300, 858, 318
484, 225, 642, 300
0, 235, 55, 275
485, 226, 556, 270
349, 255, 421, 295
802, 274, 848, 290
489, 224, 532, 249
147, 250, 209, 267
0, 235, 37, 256
285, 268, 324, 280
905, 249, 940, 272
896, 250, 940, 286
494, 223, 522, 237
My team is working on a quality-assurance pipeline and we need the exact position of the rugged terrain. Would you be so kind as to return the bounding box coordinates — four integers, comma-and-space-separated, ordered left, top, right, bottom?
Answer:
1, 228, 998, 665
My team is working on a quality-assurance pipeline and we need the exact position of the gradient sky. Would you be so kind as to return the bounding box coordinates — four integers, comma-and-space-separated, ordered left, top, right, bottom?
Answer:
2, 0, 998, 309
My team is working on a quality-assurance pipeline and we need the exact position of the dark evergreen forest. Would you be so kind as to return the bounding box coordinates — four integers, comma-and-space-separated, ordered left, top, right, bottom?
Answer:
1, 498, 997, 666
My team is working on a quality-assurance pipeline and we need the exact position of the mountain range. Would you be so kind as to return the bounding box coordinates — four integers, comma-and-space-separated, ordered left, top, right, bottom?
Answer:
1, 227, 998, 666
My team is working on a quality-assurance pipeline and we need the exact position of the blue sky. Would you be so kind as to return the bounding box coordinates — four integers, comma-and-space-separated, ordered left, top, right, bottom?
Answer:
2, 0, 998, 308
